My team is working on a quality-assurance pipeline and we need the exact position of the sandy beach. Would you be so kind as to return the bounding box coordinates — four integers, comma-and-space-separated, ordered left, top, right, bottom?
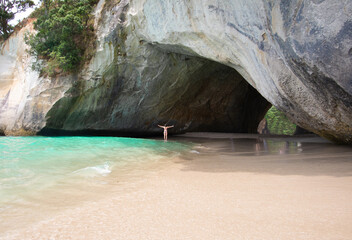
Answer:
1, 133, 352, 240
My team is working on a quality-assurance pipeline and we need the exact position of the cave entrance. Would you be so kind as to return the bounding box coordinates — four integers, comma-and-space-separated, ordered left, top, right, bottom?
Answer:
154, 53, 272, 134
41, 44, 273, 136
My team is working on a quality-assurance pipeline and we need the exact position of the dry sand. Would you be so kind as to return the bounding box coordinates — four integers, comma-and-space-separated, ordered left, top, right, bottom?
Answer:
2, 133, 352, 240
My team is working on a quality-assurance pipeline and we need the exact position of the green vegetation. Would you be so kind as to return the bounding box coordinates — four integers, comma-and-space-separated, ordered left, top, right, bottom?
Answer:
0, 0, 35, 40
265, 106, 296, 135
26, 0, 98, 75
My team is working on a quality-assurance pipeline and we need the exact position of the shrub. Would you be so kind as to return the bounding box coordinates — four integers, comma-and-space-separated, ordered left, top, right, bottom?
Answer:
265, 106, 296, 135
26, 0, 98, 75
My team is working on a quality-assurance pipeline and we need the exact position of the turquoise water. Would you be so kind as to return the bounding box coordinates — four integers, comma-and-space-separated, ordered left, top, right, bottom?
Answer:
0, 136, 192, 205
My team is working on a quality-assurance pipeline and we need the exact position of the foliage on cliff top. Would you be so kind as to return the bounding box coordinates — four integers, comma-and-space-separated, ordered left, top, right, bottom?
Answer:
265, 106, 296, 135
0, 0, 35, 40
26, 0, 98, 75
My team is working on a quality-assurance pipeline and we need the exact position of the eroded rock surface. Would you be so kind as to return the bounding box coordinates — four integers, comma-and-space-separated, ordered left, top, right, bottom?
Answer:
0, 0, 351, 143
43, 0, 270, 135
130, 0, 352, 143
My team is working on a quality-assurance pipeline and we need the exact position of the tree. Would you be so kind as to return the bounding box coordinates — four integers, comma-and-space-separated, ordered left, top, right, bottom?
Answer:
26, 0, 97, 75
0, 0, 35, 39
41, 0, 50, 16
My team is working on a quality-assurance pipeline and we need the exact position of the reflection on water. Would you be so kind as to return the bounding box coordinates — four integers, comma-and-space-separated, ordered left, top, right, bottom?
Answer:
210, 138, 306, 156
254, 139, 302, 155
176, 134, 352, 177
209, 137, 346, 156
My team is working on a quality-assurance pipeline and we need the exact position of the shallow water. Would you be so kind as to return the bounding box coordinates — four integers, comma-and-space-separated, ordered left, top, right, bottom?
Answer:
0, 136, 193, 231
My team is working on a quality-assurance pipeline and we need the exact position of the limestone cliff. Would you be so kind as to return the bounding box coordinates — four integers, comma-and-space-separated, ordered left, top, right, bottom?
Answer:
0, 0, 351, 143
0, 19, 73, 135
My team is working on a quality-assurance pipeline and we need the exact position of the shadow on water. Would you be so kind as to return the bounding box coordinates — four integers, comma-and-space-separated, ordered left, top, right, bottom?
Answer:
173, 135, 352, 177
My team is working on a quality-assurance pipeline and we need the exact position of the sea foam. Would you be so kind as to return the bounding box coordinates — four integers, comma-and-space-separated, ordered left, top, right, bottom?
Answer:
73, 163, 111, 177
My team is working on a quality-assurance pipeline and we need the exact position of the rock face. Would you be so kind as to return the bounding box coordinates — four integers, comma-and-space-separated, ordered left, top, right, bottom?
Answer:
131, 0, 352, 143
0, 19, 73, 135
43, 0, 270, 135
0, 0, 351, 143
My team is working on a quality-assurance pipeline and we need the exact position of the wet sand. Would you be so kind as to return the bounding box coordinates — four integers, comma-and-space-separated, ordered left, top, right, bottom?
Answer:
2, 133, 352, 240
